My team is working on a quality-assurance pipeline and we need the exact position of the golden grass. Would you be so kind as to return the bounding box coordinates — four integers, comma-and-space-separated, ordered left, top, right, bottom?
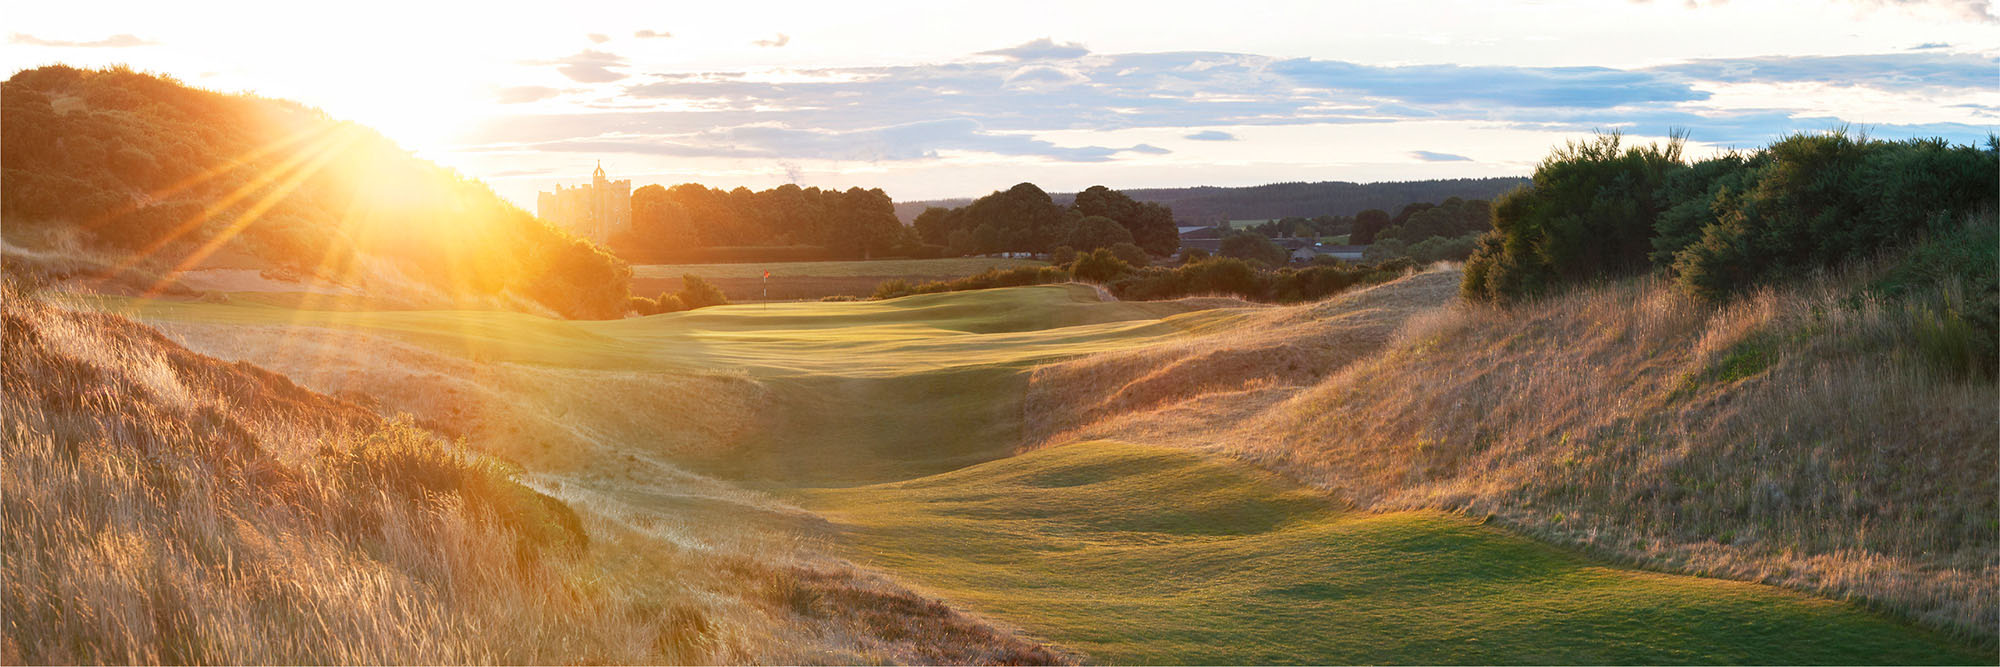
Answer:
1, 284, 1065, 664
1024, 265, 1997, 642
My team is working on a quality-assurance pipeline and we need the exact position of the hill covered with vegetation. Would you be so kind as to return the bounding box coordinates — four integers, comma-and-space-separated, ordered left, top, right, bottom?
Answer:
894, 177, 1528, 225
0, 66, 630, 318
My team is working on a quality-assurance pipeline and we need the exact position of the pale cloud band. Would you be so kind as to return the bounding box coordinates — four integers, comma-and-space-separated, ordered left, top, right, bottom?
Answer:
481, 42, 1996, 164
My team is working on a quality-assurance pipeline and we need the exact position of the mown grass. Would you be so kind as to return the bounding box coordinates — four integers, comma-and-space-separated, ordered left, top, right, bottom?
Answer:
632, 257, 1047, 280
806, 440, 1982, 664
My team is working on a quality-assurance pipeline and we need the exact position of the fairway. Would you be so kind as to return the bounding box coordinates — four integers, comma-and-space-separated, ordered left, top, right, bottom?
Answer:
632, 257, 1047, 280
806, 441, 1981, 664
89, 280, 1989, 663
632, 257, 1052, 301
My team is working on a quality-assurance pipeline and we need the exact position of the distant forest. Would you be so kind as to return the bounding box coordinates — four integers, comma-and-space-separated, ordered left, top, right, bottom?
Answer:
893, 177, 1529, 224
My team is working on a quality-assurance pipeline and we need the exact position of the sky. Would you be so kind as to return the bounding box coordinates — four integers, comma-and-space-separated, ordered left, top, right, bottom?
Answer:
5, 0, 1997, 207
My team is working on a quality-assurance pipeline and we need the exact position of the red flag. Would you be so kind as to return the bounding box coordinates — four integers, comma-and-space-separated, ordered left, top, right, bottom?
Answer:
763, 270, 771, 279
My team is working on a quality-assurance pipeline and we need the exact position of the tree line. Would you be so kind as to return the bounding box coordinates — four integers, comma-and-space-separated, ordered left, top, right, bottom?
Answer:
911, 183, 1179, 257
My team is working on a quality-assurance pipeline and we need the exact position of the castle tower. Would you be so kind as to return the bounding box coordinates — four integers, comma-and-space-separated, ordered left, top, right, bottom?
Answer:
537, 161, 632, 246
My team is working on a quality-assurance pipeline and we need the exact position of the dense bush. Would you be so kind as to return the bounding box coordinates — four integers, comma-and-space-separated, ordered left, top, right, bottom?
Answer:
1462, 132, 1685, 303
1464, 130, 1997, 305
674, 274, 730, 309
1108, 242, 1151, 268
1070, 248, 1133, 282
1218, 232, 1288, 267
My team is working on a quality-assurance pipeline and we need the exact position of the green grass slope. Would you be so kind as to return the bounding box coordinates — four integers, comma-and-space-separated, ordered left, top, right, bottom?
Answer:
806, 440, 1980, 665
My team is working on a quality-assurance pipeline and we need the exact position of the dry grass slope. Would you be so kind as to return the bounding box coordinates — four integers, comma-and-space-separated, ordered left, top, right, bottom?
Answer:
1, 284, 1069, 664
1024, 263, 1997, 644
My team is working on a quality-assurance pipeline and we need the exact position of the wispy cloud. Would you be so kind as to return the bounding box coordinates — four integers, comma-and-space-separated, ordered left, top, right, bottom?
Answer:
634, 29, 672, 39
9, 32, 154, 48
522, 49, 630, 83
495, 85, 563, 104
1908, 41, 1952, 49
1411, 150, 1473, 162
587, 33, 610, 44
980, 38, 1089, 60
468, 47, 1996, 164
752, 33, 790, 48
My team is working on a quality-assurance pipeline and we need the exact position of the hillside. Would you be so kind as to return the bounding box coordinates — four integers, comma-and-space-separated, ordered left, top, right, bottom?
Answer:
893, 177, 1528, 224
81, 275, 1988, 662
1024, 229, 1997, 643
0, 66, 629, 318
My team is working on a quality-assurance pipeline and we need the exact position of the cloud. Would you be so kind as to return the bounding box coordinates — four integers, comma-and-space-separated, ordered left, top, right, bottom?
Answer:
496, 85, 563, 104
588, 33, 610, 44
483, 118, 1155, 163
634, 29, 672, 39
1909, 41, 1951, 49
752, 33, 790, 48
469, 46, 1997, 165
1004, 64, 1088, 87
9, 33, 153, 48
1653, 52, 1998, 92
1275, 59, 1709, 108
1127, 144, 1171, 154
1411, 150, 1473, 162
522, 49, 630, 83
980, 38, 1089, 60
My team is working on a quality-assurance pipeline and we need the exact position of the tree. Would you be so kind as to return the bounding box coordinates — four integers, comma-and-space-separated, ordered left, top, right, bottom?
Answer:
1351, 209, 1392, 245
1069, 215, 1133, 251
1219, 231, 1287, 266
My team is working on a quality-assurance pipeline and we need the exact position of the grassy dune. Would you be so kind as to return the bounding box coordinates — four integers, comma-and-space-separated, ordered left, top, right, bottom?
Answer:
79, 277, 1992, 663
808, 440, 1979, 664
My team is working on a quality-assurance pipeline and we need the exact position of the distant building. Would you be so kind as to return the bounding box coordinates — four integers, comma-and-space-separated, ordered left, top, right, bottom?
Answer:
537, 161, 631, 245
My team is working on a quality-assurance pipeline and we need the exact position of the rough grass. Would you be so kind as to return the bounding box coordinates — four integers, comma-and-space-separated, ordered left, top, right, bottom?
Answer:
1023, 260, 1997, 645
0, 285, 631, 663
6, 284, 1066, 664
807, 440, 1980, 664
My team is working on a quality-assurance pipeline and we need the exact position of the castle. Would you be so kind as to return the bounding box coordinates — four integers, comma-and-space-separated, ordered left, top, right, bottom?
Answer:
537, 162, 631, 245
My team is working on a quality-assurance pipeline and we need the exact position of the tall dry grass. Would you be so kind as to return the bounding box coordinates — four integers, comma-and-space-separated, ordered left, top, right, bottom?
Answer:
1026, 262, 1997, 641
14, 286, 1067, 664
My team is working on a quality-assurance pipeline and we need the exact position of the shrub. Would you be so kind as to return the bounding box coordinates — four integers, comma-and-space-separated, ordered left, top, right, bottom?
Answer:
628, 296, 658, 315
1071, 248, 1133, 283
1219, 231, 1288, 267
655, 293, 688, 313
873, 278, 916, 300
1462, 132, 1685, 303
1108, 242, 1150, 268
675, 274, 729, 309
1049, 245, 1078, 266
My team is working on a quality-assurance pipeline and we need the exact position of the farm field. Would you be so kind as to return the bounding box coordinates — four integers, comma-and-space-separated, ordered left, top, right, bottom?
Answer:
632, 257, 1049, 302
82, 276, 1987, 664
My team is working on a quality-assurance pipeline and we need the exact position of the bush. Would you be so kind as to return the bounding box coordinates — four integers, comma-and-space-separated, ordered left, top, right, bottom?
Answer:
1108, 242, 1150, 268
1219, 231, 1288, 267
1049, 245, 1078, 266
873, 278, 915, 300
674, 275, 728, 309
1462, 132, 1685, 303
628, 296, 658, 315
1669, 133, 1997, 299
656, 294, 688, 313
1071, 248, 1133, 283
